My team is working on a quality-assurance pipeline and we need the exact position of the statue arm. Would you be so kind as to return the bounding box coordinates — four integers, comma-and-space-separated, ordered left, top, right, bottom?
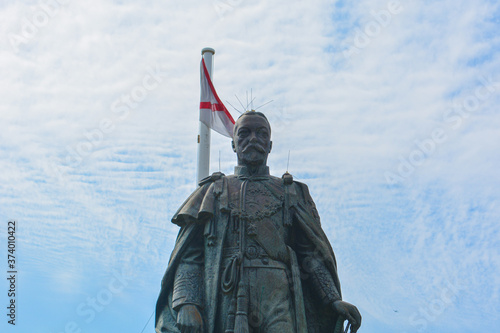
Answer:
293, 212, 362, 332
172, 225, 205, 311
170, 224, 206, 333
290, 182, 361, 332
290, 182, 341, 305
294, 229, 342, 306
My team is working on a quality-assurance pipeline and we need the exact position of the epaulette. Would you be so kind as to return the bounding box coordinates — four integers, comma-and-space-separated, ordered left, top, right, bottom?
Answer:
198, 171, 225, 186
281, 171, 293, 185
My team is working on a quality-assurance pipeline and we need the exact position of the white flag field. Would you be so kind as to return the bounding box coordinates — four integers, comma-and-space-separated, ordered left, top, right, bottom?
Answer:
199, 58, 235, 138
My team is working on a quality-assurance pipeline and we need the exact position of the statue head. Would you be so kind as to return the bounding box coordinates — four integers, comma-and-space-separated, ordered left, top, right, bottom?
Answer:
232, 111, 272, 167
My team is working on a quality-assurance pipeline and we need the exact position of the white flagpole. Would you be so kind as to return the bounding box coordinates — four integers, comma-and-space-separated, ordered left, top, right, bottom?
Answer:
197, 47, 215, 184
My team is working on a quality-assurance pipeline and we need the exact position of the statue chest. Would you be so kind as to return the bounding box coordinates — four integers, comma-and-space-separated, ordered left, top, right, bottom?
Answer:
222, 178, 291, 255
227, 179, 284, 220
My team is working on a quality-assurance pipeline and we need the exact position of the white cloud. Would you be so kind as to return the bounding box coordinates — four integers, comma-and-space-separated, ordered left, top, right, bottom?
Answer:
1, 0, 499, 331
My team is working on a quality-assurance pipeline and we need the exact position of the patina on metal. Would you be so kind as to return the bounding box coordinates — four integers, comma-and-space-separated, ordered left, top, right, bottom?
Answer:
156, 111, 362, 333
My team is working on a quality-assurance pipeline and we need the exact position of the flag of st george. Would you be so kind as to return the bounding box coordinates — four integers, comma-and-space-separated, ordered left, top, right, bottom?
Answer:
199, 58, 235, 138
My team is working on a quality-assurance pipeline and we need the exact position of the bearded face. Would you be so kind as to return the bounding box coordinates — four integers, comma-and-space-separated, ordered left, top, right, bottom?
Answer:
232, 114, 272, 166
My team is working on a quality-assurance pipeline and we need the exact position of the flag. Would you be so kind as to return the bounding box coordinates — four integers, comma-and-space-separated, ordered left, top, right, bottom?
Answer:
199, 58, 235, 138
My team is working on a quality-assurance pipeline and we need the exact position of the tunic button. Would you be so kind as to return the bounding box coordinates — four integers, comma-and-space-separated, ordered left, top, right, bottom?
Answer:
246, 245, 258, 259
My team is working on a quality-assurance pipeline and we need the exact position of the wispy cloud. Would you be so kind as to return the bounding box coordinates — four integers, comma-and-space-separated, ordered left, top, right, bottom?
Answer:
1, 0, 499, 332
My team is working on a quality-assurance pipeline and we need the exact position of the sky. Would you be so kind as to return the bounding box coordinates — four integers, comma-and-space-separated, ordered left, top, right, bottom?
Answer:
0, 0, 499, 332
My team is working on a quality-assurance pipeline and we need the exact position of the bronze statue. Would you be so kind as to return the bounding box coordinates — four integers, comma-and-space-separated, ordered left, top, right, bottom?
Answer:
156, 111, 361, 333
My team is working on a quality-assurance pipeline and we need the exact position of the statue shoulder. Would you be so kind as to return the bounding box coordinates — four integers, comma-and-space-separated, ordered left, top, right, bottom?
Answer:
172, 172, 227, 226
281, 173, 322, 224
197, 171, 226, 187
280, 172, 315, 202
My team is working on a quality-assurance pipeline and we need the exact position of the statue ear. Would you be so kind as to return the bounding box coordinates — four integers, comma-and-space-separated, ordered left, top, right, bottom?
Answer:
231, 141, 236, 152
269, 141, 273, 153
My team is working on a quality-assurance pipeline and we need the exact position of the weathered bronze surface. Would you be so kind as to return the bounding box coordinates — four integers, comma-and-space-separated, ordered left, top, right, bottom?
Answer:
156, 111, 361, 333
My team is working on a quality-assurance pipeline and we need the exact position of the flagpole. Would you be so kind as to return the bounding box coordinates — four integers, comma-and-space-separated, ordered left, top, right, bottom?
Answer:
197, 47, 215, 184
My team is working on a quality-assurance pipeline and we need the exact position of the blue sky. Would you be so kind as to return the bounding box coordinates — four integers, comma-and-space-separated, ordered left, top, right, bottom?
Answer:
1, 0, 499, 332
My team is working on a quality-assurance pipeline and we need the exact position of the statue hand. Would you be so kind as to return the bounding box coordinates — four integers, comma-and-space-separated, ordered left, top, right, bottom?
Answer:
176, 304, 204, 333
332, 300, 362, 333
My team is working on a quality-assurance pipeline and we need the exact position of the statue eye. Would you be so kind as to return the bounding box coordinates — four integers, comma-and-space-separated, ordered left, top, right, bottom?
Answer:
258, 129, 269, 138
238, 128, 249, 137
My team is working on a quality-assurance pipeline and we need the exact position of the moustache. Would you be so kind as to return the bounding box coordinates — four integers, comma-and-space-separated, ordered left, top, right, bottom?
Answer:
242, 144, 266, 154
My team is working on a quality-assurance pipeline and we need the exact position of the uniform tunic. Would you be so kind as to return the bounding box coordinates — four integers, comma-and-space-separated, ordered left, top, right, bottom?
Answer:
156, 166, 343, 333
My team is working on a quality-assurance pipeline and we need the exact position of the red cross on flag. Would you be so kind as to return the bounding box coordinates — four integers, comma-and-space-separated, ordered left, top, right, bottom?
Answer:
199, 58, 235, 138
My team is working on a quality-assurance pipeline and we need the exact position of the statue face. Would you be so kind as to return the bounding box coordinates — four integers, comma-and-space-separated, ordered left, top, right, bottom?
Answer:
232, 115, 272, 166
